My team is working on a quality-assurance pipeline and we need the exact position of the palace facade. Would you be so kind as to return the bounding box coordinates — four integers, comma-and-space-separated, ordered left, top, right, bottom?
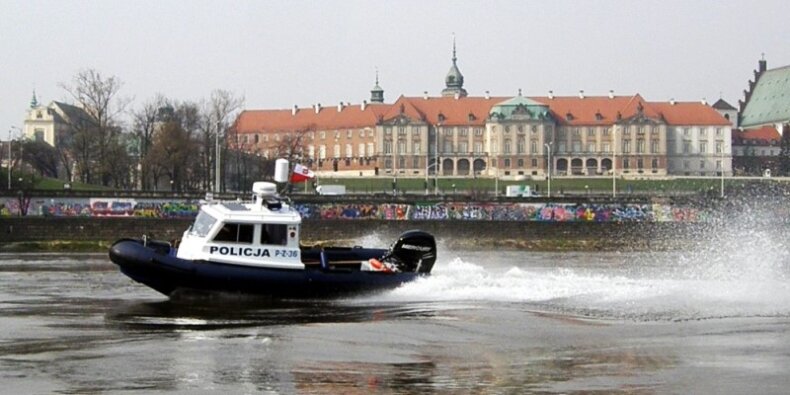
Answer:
233, 48, 733, 178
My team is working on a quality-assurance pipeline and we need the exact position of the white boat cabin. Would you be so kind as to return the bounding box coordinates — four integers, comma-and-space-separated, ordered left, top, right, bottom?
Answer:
176, 182, 305, 269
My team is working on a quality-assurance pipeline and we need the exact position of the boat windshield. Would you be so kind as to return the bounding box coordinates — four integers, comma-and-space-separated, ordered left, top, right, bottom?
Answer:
190, 211, 217, 237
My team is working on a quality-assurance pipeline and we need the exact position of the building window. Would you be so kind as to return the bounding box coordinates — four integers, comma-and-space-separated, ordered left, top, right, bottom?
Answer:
347, 130, 353, 139
443, 141, 453, 153
716, 160, 722, 169
517, 158, 525, 167
366, 143, 374, 156
683, 140, 691, 154
573, 128, 580, 137
458, 142, 468, 153
636, 139, 644, 153
651, 158, 658, 168
399, 157, 406, 169
588, 128, 595, 137
716, 128, 723, 136
459, 128, 468, 136
700, 160, 705, 169
474, 142, 483, 154
603, 127, 610, 136
358, 143, 365, 156
699, 141, 707, 153
398, 141, 406, 154
683, 160, 690, 169
444, 128, 453, 136
504, 158, 511, 168
531, 158, 538, 167
651, 140, 659, 154
558, 142, 566, 153
623, 159, 630, 169
333, 144, 340, 158
699, 127, 707, 136
623, 140, 631, 153
587, 142, 596, 153
413, 141, 421, 153
320, 131, 326, 139
531, 140, 537, 154
385, 127, 392, 135
413, 157, 420, 168
572, 141, 581, 152
517, 139, 525, 154
716, 141, 723, 153
345, 144, 353, 157
504, 140, 511, 154
384, 141, 392, 154
398, 127, 406, 136
603, 142, 611, 153
637, 159, 644, 169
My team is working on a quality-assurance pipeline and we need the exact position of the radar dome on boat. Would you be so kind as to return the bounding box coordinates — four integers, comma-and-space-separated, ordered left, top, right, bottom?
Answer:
252, 182, 277, 197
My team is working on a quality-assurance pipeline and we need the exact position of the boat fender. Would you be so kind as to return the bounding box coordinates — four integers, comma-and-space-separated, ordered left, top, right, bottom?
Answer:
365, 258, 395, 273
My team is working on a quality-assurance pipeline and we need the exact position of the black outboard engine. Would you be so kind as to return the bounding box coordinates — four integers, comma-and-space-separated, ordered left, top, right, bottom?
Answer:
383, 230, 437, 273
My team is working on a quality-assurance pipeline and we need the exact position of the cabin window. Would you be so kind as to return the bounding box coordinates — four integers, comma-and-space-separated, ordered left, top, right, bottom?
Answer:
190, 211, 217, 237
261, 224, 288, 246
213, 223, 254, 244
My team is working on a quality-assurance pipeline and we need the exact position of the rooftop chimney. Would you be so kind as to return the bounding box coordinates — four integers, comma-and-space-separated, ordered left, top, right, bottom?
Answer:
579, 90, 585, 99
292, 105, 298, 116
361, 100, 367, 111
701, 98, 707, 105
424, 91, 429, 100
548, 90, 554, 99
485, 90, 490, 100
454, 92, 460, 100
608, 90, 614, 99
759, 56, 767, 73
315, 103, 321, 114
337, 102, 343, 112
670, 98, 676, 105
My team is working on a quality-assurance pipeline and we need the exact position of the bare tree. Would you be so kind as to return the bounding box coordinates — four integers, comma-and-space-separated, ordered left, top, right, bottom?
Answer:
200, 90, 244, 192
59, 69, 130, 186
131, 95, 168, 190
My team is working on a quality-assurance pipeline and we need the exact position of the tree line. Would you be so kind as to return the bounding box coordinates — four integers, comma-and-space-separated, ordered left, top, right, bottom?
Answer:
17, 69, 268, 192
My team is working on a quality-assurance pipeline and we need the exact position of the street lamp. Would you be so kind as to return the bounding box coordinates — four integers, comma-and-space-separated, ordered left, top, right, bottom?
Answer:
612, 127, 617, 198
544, 142, 552, 198
719, 140, 724, 198
434, 122, 442, 195
8, 126, 23, 190
215, 121, 222, 193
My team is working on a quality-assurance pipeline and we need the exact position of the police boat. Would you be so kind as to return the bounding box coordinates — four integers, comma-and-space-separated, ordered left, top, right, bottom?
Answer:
108, 181, 436, 299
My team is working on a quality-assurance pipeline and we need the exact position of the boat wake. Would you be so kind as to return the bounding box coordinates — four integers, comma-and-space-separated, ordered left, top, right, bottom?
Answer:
353, 228, 790, 321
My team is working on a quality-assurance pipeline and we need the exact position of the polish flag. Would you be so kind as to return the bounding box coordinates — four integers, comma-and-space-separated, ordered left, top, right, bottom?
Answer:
290, 164, 315, 183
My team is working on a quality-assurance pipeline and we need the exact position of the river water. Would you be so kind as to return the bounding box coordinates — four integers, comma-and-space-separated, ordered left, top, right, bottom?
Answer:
1, 231, 790, 394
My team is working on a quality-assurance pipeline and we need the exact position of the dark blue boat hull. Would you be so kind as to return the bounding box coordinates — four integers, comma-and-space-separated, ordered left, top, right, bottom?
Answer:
109, 239, 425, 299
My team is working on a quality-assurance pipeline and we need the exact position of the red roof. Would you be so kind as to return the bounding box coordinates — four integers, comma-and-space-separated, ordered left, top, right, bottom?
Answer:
234, 103, 390, 132
234, 94, 732, 133
382, 96, 508, 126
736, 125, 781, 143
649, 101, 731, 126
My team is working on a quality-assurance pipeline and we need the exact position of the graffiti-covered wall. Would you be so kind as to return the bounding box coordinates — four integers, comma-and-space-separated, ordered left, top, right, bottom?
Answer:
0, 196, 717, 223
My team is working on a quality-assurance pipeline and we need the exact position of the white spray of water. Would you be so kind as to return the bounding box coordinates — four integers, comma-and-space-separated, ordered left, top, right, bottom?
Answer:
354, 220, 790, 321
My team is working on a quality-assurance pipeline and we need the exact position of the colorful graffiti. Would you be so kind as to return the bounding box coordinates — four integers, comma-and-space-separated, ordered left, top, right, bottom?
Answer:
0, 198, 200, 218
0, 196, 727, 223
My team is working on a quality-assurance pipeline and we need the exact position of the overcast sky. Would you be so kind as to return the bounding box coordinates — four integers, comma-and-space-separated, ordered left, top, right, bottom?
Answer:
2, 0, 789, 139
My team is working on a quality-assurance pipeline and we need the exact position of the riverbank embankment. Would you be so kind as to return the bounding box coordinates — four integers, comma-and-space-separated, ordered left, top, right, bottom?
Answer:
0, 217, 711, 252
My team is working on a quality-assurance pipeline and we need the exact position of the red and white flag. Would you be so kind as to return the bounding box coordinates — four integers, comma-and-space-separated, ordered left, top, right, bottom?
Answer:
290, 163, 315, 183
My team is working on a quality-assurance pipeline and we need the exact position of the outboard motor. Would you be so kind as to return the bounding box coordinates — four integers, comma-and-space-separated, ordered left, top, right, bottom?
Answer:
383, 230, 437, 273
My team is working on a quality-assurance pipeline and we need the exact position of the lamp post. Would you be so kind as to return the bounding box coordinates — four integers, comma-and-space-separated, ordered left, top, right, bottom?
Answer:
544, 143, 552, 198
8, 126, 23, 190
719, 140, 724, 198
215, 121, 221, 193
434, 122, 441, 195
612, 127, 617, 198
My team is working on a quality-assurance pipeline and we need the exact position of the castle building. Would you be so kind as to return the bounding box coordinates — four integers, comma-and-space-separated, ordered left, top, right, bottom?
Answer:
233, 46, 733, 178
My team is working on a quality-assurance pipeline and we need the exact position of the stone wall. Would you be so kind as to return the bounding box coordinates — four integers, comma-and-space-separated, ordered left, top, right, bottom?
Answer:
0, 217, 705, 251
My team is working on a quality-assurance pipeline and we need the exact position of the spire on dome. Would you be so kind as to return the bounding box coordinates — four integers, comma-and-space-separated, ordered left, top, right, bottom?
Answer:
441, 34, 467, 98
30, 90, 39, 108
370, 67, 384, 103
